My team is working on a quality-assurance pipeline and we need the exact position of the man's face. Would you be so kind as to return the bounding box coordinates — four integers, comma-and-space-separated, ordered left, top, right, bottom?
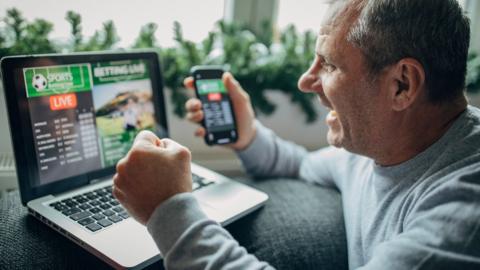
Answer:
298, 23, 389, 155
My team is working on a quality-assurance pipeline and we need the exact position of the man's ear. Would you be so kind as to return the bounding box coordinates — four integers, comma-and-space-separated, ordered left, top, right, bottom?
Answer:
386, 58, 425, 111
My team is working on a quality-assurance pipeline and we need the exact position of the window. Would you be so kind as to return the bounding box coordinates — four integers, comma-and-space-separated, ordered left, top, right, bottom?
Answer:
277, 0, 330, 34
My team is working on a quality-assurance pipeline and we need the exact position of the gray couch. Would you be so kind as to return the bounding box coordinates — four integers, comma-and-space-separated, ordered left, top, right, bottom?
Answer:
227, 178, 348, 270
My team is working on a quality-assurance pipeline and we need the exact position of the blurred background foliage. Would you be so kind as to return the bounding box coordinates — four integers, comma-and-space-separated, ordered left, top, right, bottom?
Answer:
1, 8, 479, 123
0, 8, 318, 122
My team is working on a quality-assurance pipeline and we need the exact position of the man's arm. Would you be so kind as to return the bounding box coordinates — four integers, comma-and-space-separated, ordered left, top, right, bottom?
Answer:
147, 193, 274, 269
184, 73, 308, 179
359, 170, 480, 270
236, 121, 308, 178
113, 131, 275, 269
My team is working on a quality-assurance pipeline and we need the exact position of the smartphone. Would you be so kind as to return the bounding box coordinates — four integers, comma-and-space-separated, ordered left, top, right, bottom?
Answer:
191, 66, 238, 145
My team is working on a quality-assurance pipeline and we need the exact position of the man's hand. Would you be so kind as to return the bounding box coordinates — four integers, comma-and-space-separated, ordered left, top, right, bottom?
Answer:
184, 72, 257, 151
113, 130, 192, 225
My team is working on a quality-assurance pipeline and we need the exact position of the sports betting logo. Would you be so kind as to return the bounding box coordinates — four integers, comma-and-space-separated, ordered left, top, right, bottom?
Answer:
32, 74, 48, 91
23, 64, 92, 98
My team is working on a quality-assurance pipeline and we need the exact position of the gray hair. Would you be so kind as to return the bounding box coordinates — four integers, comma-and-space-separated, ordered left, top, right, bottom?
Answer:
345, 0, 470, 103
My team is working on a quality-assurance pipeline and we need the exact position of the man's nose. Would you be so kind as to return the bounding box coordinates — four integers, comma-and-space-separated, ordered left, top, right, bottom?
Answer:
298, 71, 321, 94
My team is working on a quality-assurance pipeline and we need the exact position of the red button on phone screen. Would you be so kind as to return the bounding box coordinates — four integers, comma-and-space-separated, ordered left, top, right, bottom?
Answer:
207, 93, 222, 101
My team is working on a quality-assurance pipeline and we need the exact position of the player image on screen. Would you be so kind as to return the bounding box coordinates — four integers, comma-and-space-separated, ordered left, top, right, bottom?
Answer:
91, 60, 155, 167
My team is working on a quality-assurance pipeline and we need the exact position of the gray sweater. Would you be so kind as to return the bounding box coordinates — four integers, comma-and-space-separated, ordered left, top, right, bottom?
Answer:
147, 106, 480, 269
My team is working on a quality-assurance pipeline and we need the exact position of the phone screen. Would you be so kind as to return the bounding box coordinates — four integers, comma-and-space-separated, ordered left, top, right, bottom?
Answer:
195, 77, 237, 144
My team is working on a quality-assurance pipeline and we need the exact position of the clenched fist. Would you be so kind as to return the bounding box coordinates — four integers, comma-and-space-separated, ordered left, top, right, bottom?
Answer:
113, 130, 192, 225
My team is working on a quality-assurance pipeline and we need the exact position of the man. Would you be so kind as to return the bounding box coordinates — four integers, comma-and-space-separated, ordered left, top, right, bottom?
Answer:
122, 97, 140, 131
113, 0, 480, 269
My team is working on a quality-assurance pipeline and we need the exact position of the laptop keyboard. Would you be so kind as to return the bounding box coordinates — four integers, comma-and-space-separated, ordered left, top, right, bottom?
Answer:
49, 173, 215, 232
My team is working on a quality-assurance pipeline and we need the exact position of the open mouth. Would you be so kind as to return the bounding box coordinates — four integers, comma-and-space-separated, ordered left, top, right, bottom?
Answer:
316, 96, 339, 124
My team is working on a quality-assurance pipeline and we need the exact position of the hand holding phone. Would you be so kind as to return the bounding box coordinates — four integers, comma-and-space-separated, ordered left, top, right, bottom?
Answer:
184, 69, 257, 150
190, 66, 239, 145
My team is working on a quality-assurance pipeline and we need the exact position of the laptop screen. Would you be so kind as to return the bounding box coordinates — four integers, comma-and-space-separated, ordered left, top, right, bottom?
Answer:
24, 59, 160, 186
1, 53, 168, 196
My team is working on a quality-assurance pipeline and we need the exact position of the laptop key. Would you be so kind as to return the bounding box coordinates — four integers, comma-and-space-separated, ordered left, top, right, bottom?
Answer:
192, 173, 203, 181
86, 194, 97, 200
54, 205, 68, 211
86, 223, 102, 232
99, 197, 110, 203
119, 211, 130, 219
78, 217, 95, 226
112, 206, 124, 213
61, 198, 74, 204
89, 207, 102, 214
103, 210, 115, 216
108, 215, 123, 223
97, 219, 113, 227
110, 200, 120, 206
99, 204, 111, 210
62, 207, 81, 216
92, 214, 105, 220
200, 179, 214, 186
76, 197, 88, 204
192, 182, 200, 190
90, 200, 101, 206
96, 190, 108, 196
79, 204, 91, 210
70, 211, 91, 221
65, 201, 77, 208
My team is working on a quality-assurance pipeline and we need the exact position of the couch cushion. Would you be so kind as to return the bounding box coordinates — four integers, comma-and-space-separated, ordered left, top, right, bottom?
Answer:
226, 178, 348, 270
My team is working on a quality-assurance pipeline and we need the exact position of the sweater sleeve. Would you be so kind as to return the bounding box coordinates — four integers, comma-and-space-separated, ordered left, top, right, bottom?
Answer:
358, 170, 480, 270
236, 121, 308, 178
147, 193, 275, 270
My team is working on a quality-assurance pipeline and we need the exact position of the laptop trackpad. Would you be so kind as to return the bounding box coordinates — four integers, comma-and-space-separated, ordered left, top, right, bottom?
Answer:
195, 181, 259, 214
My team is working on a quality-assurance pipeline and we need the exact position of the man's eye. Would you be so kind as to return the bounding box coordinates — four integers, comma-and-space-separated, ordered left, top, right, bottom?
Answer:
323, 63, 336, 73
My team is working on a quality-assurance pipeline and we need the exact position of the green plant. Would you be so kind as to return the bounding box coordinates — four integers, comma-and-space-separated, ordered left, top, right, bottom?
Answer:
0, 8, 319, 122
2, 8, 56, 55
65, 11, 119, 52
0, 8, 320, 122
156, 21, 318, 121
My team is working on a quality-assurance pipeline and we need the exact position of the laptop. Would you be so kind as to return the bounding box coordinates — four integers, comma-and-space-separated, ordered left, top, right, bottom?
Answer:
0, 51, 268, 269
